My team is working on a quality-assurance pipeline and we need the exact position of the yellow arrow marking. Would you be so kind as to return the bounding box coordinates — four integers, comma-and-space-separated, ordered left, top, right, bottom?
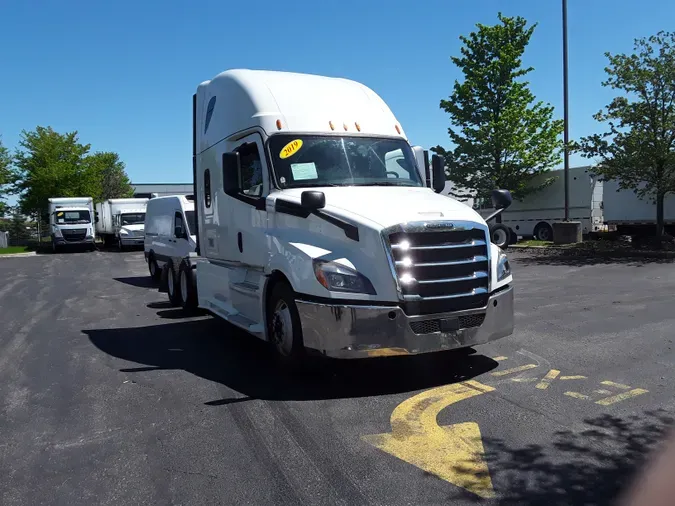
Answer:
362, 380, 496, 499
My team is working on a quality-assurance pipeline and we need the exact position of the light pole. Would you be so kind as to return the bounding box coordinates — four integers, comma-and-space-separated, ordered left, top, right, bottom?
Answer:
562, 0, 570, 221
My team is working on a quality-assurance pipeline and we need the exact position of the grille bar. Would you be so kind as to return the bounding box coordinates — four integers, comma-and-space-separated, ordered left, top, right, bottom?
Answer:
403, 287, 488, 301
397, 255, 487, 268
417, 271, 488, 284
391, 239, 486, 251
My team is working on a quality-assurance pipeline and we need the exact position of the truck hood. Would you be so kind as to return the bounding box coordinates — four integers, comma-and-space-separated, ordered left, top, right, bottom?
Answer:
276, 186, 482, 229
120, 224, 145, 233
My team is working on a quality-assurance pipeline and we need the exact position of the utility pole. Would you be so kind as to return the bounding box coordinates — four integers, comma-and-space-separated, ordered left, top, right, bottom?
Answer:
562, 0, 570, 221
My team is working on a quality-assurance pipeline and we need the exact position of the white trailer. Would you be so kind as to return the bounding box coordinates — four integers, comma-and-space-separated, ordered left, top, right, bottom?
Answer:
48, 197, 96, 253
469, 166, 604, 242
603, 179, 675, 237
166, 68, 515, 367
95, 198, 149, 249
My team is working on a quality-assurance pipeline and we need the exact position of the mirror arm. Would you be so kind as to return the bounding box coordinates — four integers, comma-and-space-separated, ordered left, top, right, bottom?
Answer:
485, 208, 505, 223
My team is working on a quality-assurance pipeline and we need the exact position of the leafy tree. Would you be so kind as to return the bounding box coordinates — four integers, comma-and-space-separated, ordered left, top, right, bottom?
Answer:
86, 151, 134, 200
0, 136, 12, 215
8, 212, 29, 245
433, 13, 564, 207
580, 31, 675, 239
12, 127, 96, 214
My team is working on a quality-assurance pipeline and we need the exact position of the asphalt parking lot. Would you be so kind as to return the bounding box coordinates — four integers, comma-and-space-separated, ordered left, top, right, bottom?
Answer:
1, 247, 674, 505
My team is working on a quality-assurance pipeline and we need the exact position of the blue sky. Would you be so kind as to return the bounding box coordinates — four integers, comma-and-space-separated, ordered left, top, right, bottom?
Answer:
1, 0, 673, 194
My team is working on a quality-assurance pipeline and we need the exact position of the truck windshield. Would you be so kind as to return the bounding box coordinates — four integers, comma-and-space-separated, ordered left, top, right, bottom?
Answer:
121, 213, 145, 225
185, 211, 196, 235
54, 210, 91, 224
268, 135, 424, 189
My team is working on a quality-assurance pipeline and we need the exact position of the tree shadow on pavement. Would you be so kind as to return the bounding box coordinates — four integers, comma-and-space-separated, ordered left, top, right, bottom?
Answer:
452, 410, 674, 505
512, 249, 675, 268
84, 317, 498, 402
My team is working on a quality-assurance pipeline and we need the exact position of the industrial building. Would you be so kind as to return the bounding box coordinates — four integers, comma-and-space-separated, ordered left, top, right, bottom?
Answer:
132, 183, 192, 199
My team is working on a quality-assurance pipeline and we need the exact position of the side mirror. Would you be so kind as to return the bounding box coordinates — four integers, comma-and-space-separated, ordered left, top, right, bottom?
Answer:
301, 191, 326, 210
222, 152, 241, 193
491, 189, 513, 210
431, 154, 445, 193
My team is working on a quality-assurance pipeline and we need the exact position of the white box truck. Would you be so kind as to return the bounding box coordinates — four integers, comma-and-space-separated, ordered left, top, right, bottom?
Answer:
603, 179, 675, 238
48, 197, 96, 252
95, 198, 149, 249
471, 166, 604, 243
167, 69, 515, 366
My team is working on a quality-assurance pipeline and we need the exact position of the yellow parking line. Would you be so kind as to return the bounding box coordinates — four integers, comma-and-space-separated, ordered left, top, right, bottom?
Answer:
536, 369, 560, 390
490, 364, 537, 376
600, 381, 632, 390
596, 388, 649, 406
564, 392, 590, 400
491, 356, 508, 361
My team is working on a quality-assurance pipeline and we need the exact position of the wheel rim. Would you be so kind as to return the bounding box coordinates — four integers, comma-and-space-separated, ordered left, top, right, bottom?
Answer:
168, 268, 175, 295
493, 229, 508, 246
271, 300, 294, 356
538, 227, 551, 241
180, 270, 188, 302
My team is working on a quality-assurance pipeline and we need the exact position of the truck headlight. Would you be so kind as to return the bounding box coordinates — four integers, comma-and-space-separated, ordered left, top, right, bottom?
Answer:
313, 260, 377, 295
119, 229, 129, 235
497, 249, 511, 281
53, 227, 63, 238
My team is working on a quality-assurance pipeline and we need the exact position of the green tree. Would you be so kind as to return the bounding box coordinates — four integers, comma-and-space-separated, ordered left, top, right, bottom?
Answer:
12, 126, 97, 214
86, 151, 134, 200
0, 136, 12, 215
8, 212, 29, 245
433, 13, 564, 206
579, 31, 675, 239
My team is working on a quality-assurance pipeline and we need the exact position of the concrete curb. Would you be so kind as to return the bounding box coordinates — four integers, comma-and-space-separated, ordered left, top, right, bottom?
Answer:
0, 251, 38, 258
510, 244, 675, 259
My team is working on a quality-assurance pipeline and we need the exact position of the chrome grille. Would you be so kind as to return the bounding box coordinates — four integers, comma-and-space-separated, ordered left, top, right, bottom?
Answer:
388, 226, 490, 315
62, 228, 87, 242
409, 313, 486, 335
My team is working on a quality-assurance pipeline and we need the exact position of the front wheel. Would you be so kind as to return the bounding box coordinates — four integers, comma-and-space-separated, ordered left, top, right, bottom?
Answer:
533, 222, 554, 242
267, 282, 305, 369
490, 224, 511, 249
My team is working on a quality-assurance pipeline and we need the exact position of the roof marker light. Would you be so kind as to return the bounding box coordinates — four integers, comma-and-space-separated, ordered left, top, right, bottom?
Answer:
355, 122, 361, 132
395, 124, 401, 134
329, 121, 335, 131
343, 123, 348, 131
276, 119, 282, 130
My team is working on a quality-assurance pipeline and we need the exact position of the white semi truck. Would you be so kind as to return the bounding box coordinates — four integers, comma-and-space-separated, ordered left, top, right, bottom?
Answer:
48, 197, 96, 252
95, 198, 149, 249
163, 69, 515, 365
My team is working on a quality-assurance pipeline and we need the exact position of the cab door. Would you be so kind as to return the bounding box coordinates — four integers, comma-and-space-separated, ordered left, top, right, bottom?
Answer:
219, 132, 270, 323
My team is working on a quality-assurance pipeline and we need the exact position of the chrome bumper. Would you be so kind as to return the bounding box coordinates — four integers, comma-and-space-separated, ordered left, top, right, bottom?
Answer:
297, 286, 514, 359
120, 237, 144, 245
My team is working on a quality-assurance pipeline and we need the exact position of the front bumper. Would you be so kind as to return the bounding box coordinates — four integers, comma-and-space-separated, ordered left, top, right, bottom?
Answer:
297, 286, 514, 359
52, 235, 95, 246
120, 236, 144, 246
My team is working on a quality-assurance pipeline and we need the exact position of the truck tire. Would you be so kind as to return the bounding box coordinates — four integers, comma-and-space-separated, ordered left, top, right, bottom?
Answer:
179, 260, 198, 310
148, 253, 161, 281
51, 239, 59, 254
490, 224, 511, 249
267, 281, 305, 370
166, 260, 182, 306
533, 222, 553, 241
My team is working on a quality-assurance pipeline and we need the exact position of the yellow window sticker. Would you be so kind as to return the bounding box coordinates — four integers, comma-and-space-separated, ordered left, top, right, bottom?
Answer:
57, 212, 64, 216
279, 139, 303, 159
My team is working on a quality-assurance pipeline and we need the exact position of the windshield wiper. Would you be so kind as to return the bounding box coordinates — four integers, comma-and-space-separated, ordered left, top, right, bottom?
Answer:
353, 182, 419, 187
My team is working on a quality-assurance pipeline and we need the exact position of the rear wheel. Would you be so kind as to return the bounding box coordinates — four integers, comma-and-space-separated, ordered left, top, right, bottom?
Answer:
166, 261, 182, 306
179, 260, 198, 310
533, 222, 553, 241
117, 236, 125, 252
267, 282, 305, 370
490, 224, 511, 249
